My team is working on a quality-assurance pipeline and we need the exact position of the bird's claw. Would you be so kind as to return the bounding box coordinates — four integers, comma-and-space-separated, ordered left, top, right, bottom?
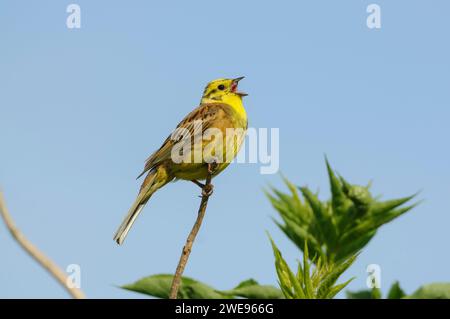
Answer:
194, 160, 217, 197
201, 184, 214, 197
207, 161, 219, 175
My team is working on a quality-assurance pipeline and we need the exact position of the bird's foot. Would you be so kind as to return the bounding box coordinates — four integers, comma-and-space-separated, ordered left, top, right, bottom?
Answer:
191, 180, 214, 197
192, 161, 218, 197
201, 184, 214, 197
207, 160, 219, 175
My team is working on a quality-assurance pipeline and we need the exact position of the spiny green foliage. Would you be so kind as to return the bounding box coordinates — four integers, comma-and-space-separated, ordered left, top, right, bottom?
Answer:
120, 160, 448, 300
266, 158, 418, 264
269, 236, 356, 299
122, 274, 283, 299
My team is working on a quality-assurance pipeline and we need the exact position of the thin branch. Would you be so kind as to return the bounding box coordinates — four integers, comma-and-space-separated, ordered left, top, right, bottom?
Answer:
0, 191, 86, 299
169, 163, 217, 299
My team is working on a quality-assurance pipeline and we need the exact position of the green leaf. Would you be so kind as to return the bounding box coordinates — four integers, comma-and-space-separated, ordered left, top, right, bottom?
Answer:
121, 274, 228, 299
317, 254, 358, 298
269, 234, 306, 298
302, 242, 314, 298
325, 157, 347, 217
232, 279, 259, 289
335, 231, 376, 263
405, 283, 450, 299
340, 204, 417, 244
299, 187, 330, 244
222, 279, 283, 299
325, 277, 354, 299
387, 281, 406, 299
272, 218, 324, 260
346, 289, 373, 299
371, 195, 417, 216
288, 263, 306, 298
282, 176, 302, 209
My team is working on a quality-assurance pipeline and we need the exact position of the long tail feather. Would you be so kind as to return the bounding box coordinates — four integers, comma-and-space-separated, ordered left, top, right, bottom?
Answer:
114, 171, 159, 245
113, 202, 147, 245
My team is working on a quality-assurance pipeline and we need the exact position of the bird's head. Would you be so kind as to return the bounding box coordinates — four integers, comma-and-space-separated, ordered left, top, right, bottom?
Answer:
201, 77, 247, 104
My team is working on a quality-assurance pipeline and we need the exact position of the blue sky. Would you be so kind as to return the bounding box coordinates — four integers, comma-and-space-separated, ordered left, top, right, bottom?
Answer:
1, 1, 449, 298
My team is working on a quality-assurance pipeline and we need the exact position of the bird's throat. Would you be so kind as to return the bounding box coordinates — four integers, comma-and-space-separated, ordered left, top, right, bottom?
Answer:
220, 94, 247, 122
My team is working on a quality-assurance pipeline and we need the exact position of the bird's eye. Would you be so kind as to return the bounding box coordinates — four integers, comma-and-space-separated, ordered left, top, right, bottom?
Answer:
218, 84, 225, 90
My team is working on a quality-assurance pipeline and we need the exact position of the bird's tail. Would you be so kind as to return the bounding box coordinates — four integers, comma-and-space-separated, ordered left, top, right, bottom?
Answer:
113, 167, 169, 245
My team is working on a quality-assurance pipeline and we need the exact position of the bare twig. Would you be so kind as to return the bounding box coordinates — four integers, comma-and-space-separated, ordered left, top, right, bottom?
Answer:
0, 191, 86, 299
169, 163, 217, 299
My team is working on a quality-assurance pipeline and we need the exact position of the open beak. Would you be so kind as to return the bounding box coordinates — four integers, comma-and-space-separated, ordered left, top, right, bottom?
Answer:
232, 76, 248, 97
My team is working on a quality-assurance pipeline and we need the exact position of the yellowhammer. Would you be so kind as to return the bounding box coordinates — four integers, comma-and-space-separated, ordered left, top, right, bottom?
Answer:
114, 77, 248, 244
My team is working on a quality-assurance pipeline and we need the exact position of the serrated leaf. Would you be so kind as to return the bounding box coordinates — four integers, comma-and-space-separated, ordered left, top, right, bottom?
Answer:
340, 204, 417, 244
317, 254, 358, 298
335, 231, 376, 263
302, 242, 314, 298
300, 187, 329, 242
325, 158, 347, 217
269, 234, 306, 299
325, 277, 354, 299
288, 263, 306, 298
371, 195, 417, 216
282, 176, 302, 208
273, 218, 324, 260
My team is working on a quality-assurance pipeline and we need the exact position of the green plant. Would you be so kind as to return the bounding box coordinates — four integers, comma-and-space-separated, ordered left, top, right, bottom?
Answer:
119, 160, 450, 300
269, 237, 356, 299
122, 274, 283, 299
266, 159, 418, 264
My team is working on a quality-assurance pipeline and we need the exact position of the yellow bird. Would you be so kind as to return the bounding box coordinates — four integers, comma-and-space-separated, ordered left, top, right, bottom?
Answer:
114, 77, 248, 244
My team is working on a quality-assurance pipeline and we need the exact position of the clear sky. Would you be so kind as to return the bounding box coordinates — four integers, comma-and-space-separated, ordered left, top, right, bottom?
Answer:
1, 1, 449, 298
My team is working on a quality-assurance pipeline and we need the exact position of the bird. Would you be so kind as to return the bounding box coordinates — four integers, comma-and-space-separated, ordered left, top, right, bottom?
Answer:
113, 77, 248, 245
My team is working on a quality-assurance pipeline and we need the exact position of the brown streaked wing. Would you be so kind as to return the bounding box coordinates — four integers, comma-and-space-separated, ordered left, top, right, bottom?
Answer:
136, 103, 233, 179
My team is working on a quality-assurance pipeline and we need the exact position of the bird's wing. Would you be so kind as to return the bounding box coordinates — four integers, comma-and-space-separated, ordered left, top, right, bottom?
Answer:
136, 103, 233, 179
